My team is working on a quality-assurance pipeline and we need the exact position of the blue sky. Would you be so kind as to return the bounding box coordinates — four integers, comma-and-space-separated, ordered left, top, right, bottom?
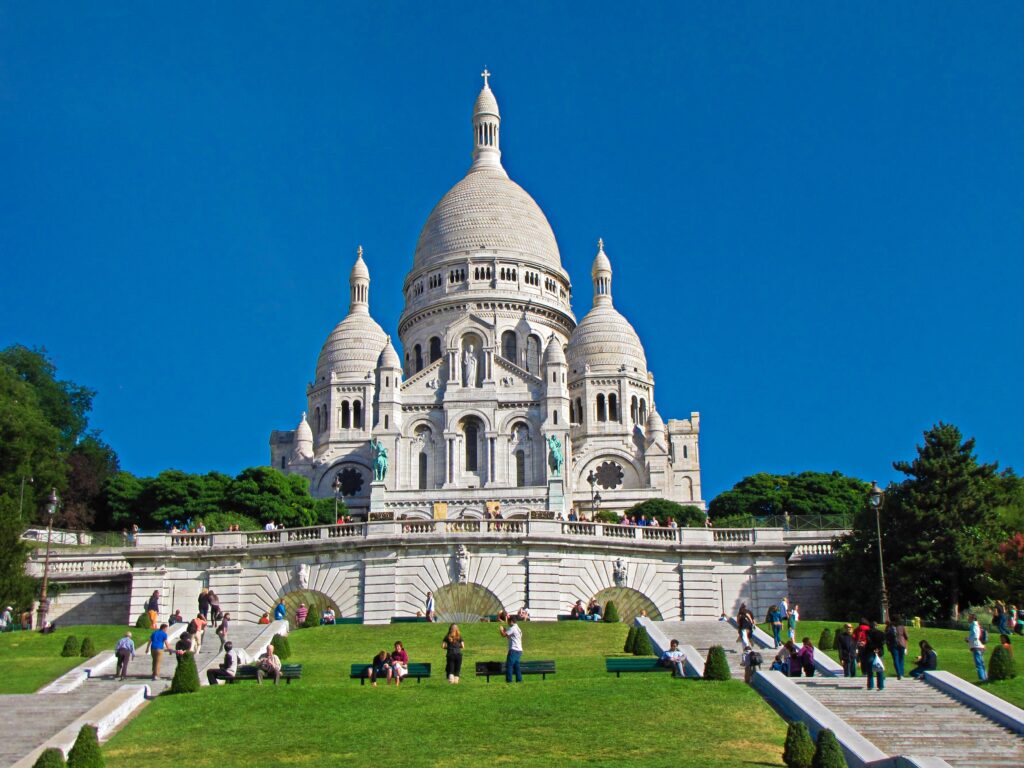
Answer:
1, 3, 1021, 500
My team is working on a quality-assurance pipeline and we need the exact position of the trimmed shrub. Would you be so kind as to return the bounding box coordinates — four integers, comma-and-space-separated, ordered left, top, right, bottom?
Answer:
632, 629, 654, 656
32, 748, 66, 768
812, 729, 848, 768
989, 645, 1017, 681
623, 625, 638, 653
702, 645, 731, 680
832, 627, 844, 651
271, 633, 291, 661
66, 724, 103, 768
603, 601, 620, 623
782, 721, 815, 768
61, 636, 79, 657
817, 629, 833, 652
134, 613, 151, 629
169, 651, 200, 694
79, 637, 96, 658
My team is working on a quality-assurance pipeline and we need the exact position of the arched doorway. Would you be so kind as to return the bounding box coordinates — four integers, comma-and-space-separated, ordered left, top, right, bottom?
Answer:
275, 589, 341, 626
434, 583, 505, 623
591, 587, 662, 623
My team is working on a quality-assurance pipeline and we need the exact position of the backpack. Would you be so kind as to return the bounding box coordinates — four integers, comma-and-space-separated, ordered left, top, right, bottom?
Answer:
980, 627, 989, 644
749, 651, 763, 666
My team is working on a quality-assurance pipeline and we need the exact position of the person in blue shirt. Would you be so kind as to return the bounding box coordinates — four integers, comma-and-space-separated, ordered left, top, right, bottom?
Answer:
273, 600, 286, 621
146, 623, 169, 681
767, 605, 784, 648
114, 631, 136, 680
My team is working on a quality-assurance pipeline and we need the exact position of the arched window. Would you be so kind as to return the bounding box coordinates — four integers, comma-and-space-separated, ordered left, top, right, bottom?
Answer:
596, 394, 606, 422
639, 398, 648, 425
683, 444, 689, 459
464, 421, 479, 472
414, 344, 423, 372
569, 401, 575, 424
314, 407, 320, 434
526, 334, 541, 373
280, 456, 286, 469
575, 398, 584, 425
609, 393, 618, 422
429, 336, 442, 363
501, 330, 517, 362
353, 401, 362, 429
515, 450, 525, 487
631, 396, 639, 423
341, 401, 351, 429
418, 452, 428, 490
553, 410, 559, 425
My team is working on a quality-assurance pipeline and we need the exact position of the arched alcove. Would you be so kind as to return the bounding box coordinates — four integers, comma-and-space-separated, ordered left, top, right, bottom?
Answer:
434, 583, 505, 623
591, 586, 662, 623
275, 589, 341, 626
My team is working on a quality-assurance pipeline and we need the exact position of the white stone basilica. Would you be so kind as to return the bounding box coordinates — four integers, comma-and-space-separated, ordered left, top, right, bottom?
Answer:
270, 74, 703, 519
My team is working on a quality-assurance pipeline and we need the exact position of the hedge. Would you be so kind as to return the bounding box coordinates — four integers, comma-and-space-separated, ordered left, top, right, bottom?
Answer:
60, 636, 79, 658
66, 725, 103, 768
782, 721, 814, 768
703, 645, 731, 681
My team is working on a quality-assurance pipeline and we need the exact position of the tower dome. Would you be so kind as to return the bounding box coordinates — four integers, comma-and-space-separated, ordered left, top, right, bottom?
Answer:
293, 412, 314, 460
567, 239, 647, 376
315, 247, 388, 382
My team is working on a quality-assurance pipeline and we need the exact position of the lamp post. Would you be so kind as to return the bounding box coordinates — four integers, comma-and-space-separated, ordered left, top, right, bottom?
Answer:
869, 481, 890, 624
587, 471, 597, 518
332, 475, 342, 522
36, 488, 59, 631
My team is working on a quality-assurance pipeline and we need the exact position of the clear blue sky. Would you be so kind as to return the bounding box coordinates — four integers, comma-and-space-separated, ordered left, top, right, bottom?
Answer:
2, 3, 1021, 500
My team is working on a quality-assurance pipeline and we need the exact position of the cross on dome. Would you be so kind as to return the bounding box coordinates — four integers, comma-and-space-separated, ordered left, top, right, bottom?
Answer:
357, 245, 363, 258
598, 237, 604, 252
481, 68, 491, 87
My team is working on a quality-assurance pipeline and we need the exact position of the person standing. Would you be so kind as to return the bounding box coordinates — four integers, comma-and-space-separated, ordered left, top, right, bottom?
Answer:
741, 644, 761, 683
207, 589, 222, 622
787, 604, 800, 643
145, 590, 160, 629
867, 648, 886, 691
198, 588, 210, 620
886, 616, 910, 680
216, 612, 230, 651
0, 606, 12, 632
442, 624, 465, 684
145, 623, 169, 681
967, 613, 987, 681
837, 623, 858, 677
114, 631, 135, 680
500, 615, 523, 683
425, 591, 436, 623
767, 605, 784, 648
295, 603, 308, 626
273, 599, 287, 621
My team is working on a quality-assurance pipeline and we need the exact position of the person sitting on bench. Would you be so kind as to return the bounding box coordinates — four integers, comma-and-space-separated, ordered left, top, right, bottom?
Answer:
660, 639, 687, 677
570, 600, 586, 619
369, 650, 392, 687
257, 643, 282, 685
206, 641, 238, 685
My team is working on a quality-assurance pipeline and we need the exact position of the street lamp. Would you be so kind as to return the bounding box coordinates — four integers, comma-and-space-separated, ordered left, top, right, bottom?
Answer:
36, 488, 59, 631
587, 471, 598, 518
332, 475, 342, 522
869, 481, 890, 624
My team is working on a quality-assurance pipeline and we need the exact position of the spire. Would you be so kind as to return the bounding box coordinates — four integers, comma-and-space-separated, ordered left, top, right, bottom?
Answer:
349, 245, 370, 314
592, 237, 612, 305
471, 68, 503, 171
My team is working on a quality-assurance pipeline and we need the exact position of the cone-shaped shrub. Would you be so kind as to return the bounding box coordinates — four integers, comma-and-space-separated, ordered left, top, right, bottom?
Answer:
703, 645, 731, 680
61, 636, 79, 657
301, 610, 319, 629
169, 652, 200, 694
32, 748, 66, 768
134, 613, 150, 629
632, 629, 654, 656
623, 625, 638, 653
817, 629, 833, 652
782, 721, 815, 768
812, 729, 848, 768
989, 645, 1017, 681
79, 637, 96, 658
832, 627, 844, 651
603, 601, 620, 623
271, 633, 291, 661
66, 724, 103, 768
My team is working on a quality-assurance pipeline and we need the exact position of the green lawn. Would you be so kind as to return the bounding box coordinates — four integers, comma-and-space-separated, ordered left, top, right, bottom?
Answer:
0, 625, 134, 693
103, 622, 787, 768
762, 620, 1024, 708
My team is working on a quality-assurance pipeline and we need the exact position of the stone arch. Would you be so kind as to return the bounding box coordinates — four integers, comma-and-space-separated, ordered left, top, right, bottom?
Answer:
316, 459, 371, 497
562, 558, 675, 621
254, 560, 361, 622
445, 408, 493, 433
500, 330, 518, 362
577, 451, 645, 492
276, 588, 340, 626
591, 586, 662, 623
434, 582, 505, 623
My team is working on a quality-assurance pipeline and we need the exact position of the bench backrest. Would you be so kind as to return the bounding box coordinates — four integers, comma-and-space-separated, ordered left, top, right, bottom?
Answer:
475, 660, 555, 673
350, 663, 431, 676
606, 657, 664, 671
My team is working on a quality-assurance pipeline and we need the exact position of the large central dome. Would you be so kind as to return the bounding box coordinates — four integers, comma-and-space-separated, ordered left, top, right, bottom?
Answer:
413, 165, 562, 273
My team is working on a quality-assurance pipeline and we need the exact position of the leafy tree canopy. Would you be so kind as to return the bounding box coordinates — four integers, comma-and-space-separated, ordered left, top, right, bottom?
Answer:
708, 471, 869, 521
627, 498, 706, 527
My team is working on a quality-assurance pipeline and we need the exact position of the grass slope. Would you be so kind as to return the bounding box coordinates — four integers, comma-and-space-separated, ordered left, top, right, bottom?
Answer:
0, 625, 135, 693
763, 620, 1024, 708
103, 623, 786, 768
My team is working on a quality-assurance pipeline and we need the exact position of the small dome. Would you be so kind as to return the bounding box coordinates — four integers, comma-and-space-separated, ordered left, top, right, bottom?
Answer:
350, 249, 369, 281
646, 409, 665, 434
543, 334, 566, 366
293, 412, 313, 460
474, 85, 499, 118
567, 304, 647, 375
379, 336, 401, 369
315, 313, 388, 381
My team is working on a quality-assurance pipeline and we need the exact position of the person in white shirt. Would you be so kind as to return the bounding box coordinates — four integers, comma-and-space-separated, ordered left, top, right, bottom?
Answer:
661, 639, 687, 677
966, 613, 987, 681
500, 616, 523, 683
0, 606, 12, 631
425, 591, 436, 622
264, 520, 276, 531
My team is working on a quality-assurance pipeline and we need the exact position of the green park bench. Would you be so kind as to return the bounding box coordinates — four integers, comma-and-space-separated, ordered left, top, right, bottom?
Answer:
229, 664, 303, 684
323, 617, 363, 625
390, 616, 428, 623
475, 660, 556, 682
350, 662, 431, 684
605, 657, 674, 678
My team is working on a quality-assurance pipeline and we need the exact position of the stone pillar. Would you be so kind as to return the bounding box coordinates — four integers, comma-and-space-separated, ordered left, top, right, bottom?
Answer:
547, 477, 566, 515
483, 347, 494, 383
369, 481, 387, 513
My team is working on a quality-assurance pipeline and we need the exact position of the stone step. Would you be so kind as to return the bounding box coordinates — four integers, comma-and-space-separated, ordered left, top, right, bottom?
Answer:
0, 689, 113, 767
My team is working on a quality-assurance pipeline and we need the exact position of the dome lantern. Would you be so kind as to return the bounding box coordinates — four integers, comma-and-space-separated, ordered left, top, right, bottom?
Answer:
349, 245, 370, 314
592, 238, 612, 306
472, 68, 502, 171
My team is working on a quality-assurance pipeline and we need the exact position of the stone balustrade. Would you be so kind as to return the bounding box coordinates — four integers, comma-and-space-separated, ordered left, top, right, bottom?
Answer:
25, 553, 132, 578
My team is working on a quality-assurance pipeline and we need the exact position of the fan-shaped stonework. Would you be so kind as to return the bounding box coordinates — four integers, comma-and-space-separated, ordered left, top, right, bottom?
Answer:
275, 590, 340, 626
434, 583, 505, 624
592, 587, 662, 623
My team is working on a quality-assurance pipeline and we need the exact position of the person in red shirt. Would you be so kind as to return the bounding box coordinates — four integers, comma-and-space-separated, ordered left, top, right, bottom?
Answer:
390, 641, 409, 686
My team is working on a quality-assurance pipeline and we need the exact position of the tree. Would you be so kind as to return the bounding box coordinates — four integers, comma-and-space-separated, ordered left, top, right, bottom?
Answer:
628, 498, 705, 527
0, 495, 35, 611
811, 729, 847, 768
66, 724, 103, 768
633, 629, 654, 656
79, 637, 96, 657
61, 636, 79, 657
702, 645, 731, 680
989, 645, 1016, 681
32, 749, 66, 768
603, 600, 620, 622
271, 633, 291, 660
62, 437, 119, 530
709, 471, 869, 523
170, 652, 200, 693
623, 625, 638, 653
782, 721, 815, 768
817, 628, 833, 652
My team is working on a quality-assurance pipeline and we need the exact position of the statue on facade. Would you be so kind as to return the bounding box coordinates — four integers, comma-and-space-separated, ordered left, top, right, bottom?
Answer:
613, 557, 627, 587
371, 437, 389, 482
455, 544, 469, 584
546, 434, 563, 476
297, 563, 310, 590
463, 344, 478, 387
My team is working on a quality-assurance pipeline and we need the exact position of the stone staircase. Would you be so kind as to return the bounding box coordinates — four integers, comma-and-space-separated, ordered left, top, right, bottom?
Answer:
656, 620, 746, 678
0, 688, 116, 767
793, 676, 1024, 768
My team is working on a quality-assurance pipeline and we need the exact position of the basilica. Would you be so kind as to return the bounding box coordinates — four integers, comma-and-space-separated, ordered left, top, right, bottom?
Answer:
269, 74, 703, 519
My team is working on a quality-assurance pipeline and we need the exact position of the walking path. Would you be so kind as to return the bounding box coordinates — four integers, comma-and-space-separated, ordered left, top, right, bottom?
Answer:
655, 620, 745, 678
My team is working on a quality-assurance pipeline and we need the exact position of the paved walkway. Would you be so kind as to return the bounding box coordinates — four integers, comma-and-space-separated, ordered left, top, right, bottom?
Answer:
656, 620, 746, 678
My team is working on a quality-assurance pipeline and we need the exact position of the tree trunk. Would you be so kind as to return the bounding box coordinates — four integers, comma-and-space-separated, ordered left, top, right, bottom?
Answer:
949, 578, 960, 622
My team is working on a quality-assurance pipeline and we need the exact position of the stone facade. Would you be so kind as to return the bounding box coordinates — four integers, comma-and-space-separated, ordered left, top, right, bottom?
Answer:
270, 74, 702, 517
